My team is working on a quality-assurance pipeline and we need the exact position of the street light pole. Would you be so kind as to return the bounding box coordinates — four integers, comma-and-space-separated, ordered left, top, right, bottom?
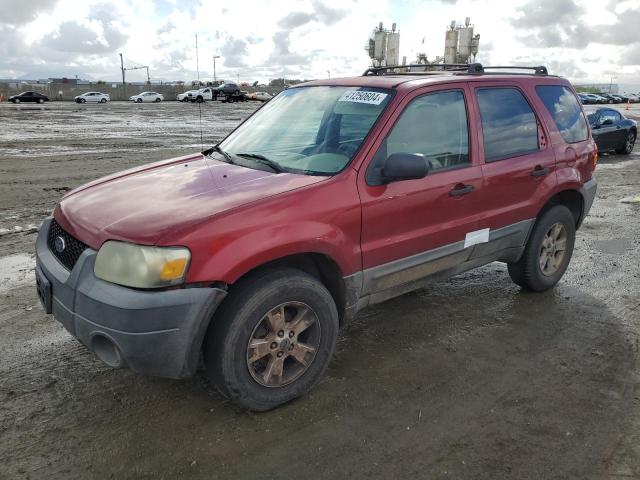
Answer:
213, 55, 220, 83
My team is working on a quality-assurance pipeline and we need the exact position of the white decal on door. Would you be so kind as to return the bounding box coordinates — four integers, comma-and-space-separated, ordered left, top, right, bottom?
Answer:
464, 228, 490, 248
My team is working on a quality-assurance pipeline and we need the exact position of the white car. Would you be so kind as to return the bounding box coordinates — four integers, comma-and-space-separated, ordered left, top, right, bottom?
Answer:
177, 90, 198, 102
74, 92, 110, 103
129, 92, 164, 103
252, 91, 273, 102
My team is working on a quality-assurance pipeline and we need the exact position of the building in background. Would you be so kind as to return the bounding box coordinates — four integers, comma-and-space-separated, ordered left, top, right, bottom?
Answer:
367, 22, 401, 67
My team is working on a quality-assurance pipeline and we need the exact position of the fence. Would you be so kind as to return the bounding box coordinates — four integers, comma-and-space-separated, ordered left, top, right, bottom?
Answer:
0, 83, 285, 101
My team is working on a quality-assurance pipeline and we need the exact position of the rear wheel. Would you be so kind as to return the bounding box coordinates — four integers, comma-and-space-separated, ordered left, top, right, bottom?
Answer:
616, 130, 636, 155
204, 268, 339, 411
154, 97, 161, 102
508, 205, 576, 292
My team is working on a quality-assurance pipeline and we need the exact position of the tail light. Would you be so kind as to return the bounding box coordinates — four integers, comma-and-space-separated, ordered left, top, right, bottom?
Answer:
592, 142, 598, 168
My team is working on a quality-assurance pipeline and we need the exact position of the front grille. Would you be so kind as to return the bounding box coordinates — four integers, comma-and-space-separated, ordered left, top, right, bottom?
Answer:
47, 219, 88, 270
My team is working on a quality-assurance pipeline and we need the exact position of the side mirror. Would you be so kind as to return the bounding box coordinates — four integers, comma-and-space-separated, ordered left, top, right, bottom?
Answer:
381, 153, 428, 183
601, 118, 613, 126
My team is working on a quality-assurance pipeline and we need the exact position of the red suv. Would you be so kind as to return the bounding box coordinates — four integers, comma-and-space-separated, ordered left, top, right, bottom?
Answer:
35, 64, 597, 410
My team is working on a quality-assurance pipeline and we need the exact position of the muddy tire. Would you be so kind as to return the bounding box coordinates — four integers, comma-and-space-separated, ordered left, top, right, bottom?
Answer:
508, 204, 576, 292
616, 130, 636, 155
204, 268, 339, 411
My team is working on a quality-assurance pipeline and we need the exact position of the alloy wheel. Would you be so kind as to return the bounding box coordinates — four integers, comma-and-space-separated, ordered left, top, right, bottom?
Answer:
246, 302, 321, 387
626, 132, 636, 154
539, 222, 567, 276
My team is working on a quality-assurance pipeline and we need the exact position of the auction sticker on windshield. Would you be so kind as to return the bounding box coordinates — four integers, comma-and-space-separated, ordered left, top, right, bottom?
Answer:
338, 90, 388, 105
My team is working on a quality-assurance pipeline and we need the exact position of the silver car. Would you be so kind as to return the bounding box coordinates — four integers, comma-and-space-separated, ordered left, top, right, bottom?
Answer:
74, 92, 110, 103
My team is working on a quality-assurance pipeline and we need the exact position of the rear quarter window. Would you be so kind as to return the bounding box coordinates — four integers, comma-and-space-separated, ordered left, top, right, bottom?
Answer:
476, 87, 539, 162
535, 85, 588, 143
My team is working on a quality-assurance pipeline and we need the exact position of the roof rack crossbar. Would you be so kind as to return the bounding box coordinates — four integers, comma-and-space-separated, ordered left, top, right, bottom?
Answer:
480, 65, 548, 75
362, 63, 484, 76
362, 63, 549, 77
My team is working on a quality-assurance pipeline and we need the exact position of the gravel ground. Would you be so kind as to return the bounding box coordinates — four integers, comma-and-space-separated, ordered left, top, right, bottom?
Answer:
0, 101, 639, 480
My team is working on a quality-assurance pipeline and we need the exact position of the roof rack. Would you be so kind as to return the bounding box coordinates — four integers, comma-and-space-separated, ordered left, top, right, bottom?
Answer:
362, 63, 549, 76
363, 63, 483, 76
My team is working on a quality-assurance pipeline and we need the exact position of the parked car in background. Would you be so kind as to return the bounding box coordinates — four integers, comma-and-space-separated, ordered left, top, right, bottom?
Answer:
580, 93, 603, 104
598, 93, 620, 104
35, 65, 598, 411
585, 107, 637, 154
8, 91, 50, 104
625, 94, 640, 103
129, 92, 164, 103
177, 90, 198, 102
577, 93, 593, 104
248, 91, 273, 102
214, 82, 241, 96
74, 92, 110, 103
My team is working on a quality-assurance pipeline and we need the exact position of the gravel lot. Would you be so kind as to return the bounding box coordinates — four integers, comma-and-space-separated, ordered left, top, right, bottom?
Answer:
1, 101, 639, 480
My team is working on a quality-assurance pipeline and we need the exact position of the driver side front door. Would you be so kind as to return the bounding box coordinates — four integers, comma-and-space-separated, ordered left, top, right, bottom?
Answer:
358, 85, 483, 300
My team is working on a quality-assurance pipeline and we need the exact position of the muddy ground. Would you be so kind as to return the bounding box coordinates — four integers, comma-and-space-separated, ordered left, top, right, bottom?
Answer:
1, 101, 639, 480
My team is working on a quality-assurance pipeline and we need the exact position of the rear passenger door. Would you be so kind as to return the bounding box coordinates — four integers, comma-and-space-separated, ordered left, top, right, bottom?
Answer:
471, 84, 557, 258
358, 85, 483, 295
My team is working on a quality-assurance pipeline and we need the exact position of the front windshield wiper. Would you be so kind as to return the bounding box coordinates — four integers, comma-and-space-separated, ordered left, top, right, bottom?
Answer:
210, 145, 236, 164
234, 153, 287, 173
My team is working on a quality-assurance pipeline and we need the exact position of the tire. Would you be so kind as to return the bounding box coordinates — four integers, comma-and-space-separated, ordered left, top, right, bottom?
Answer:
100, 98, 106, 103
204, 268, 339, 411
80, 98, 86, 103
38, 98, 44, 104
508, 204, 576, 292
136, 98, 142, 103
155, 98, 161, 102
616, 130, 636, 155
196, 96, 203, 103
15, 99, 20, 103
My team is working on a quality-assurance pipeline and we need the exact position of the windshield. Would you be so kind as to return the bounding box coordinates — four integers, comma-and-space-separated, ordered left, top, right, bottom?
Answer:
218, 86, 393, 175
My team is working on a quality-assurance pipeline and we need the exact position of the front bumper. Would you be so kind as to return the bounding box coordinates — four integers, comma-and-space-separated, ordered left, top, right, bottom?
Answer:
35, 218, 227, 379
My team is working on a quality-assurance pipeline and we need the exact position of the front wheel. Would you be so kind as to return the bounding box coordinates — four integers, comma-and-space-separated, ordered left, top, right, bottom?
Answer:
100, 98, 107, 103
204, 268, 339, 411
15, 98, 20, 103
136, 98, 142, 103
508, 204, 576, 292
616, 131, 636, 155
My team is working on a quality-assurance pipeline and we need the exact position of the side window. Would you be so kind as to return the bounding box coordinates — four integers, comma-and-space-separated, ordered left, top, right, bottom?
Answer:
476, 88, 539, 162
384, 90, 470, 172
536, 85, 588, 143
600, 110, 621, 124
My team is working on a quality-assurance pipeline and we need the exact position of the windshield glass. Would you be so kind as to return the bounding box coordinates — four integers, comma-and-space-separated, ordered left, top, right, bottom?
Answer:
218, 86, 393, 175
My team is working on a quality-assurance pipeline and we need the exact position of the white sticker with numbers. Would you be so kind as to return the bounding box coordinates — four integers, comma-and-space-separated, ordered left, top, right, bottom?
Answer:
337, 90, 388, 105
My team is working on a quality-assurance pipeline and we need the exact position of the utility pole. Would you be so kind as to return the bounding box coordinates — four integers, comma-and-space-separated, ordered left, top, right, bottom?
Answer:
119, 53, 125, 85
213, 55, 220, 83
195, 34, 200, 85
145, 66, 150, 84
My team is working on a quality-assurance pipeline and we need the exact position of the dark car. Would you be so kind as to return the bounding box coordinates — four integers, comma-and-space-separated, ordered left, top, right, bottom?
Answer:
598, 93, 620, 104
9, 91, 50, 104
586, 107, 637, 154
214, 82, 240, 96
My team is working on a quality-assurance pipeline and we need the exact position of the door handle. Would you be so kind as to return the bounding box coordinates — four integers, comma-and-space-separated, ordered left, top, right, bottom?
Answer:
530, 166, 550, 177
449, 184, 474, 197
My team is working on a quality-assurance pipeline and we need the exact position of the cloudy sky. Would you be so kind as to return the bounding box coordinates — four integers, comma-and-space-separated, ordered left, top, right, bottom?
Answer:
0, 0, 639, 89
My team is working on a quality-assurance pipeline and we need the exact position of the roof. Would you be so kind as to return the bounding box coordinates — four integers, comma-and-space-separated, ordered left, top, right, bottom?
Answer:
298, 72, 570, 92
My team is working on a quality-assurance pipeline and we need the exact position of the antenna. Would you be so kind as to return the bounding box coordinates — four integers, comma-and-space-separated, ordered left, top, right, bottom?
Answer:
195, 34, 204, 152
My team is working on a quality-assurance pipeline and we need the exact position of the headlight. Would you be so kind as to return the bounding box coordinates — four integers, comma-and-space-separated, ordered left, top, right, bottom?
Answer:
94, 241, 191, 289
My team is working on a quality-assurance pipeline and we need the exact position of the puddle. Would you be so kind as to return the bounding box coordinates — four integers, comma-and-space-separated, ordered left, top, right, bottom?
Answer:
0, 253, 35, 293
593, 238, 634, 255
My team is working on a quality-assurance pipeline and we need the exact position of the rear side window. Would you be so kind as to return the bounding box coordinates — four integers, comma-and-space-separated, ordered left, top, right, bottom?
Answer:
385, 90, 470, 171
536, 85, 588, 143
476, 88, 539, 162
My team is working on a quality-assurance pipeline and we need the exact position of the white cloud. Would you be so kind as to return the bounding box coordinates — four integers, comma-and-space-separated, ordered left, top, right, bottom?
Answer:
0, 0, 638, 87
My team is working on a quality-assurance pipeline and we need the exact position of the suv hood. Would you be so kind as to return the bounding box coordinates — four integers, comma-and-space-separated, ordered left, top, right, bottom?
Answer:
55, 153, 325, 249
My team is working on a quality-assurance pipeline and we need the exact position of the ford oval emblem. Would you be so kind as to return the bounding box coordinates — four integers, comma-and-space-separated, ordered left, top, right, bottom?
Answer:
54, 236, 66, 253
